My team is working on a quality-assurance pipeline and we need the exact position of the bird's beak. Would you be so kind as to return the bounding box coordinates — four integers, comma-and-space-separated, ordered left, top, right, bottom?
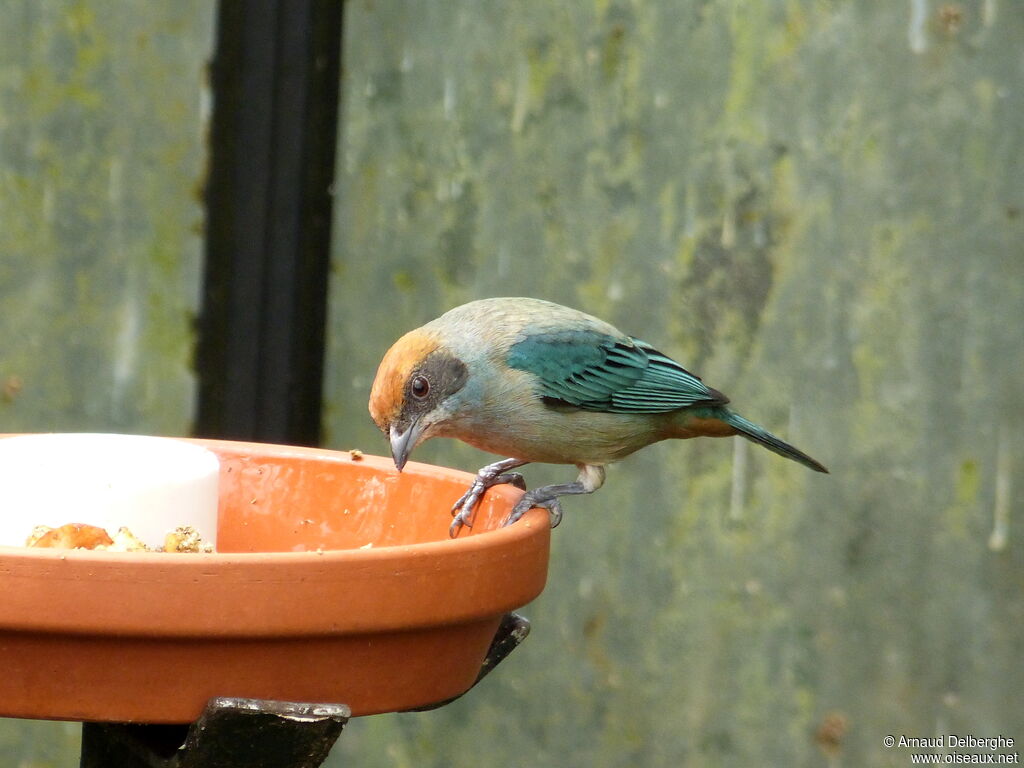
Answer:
389, 419, 424, 472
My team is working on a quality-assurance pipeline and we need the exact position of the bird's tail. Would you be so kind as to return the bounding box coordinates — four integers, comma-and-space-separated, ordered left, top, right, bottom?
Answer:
721, 411, 829, 473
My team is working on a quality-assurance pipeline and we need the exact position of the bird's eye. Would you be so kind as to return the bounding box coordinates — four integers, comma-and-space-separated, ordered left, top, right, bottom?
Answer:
410, 375, 430, 399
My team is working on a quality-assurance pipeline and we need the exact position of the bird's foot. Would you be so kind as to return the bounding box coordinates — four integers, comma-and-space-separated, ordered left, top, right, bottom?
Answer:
498, 465, 607, 531
449, 458, 527, 538
504, 493, 563, 529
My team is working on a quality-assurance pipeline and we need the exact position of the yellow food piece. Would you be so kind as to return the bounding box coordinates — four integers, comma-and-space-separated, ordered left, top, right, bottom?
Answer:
163, 526, 213, 553
108, 527, 150, 552
25, 524, 212, 552
26, 523, 114, 550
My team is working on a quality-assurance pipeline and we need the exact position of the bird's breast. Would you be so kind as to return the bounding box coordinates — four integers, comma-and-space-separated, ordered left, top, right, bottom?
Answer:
444, 395, 665, 465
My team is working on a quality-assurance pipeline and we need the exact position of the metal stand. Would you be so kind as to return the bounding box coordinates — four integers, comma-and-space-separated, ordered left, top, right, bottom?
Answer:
79, 613, 530, 767
81, 699, 350, 768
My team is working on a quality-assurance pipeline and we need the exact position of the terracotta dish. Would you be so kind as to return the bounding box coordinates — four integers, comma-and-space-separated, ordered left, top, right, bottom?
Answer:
0, 438, 550, 723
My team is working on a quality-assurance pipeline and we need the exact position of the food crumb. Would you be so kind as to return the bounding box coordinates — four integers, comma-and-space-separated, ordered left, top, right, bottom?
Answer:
348, 449, 363, 460
164, 526, 213, 553
359, 542, 374, 549
26, 523, 113, 550
27, 523, 214, 553
109, 526, 150, 552
25, 525, 54, 547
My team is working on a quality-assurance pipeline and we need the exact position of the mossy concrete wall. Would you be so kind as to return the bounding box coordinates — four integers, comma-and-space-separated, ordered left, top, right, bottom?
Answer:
325, 2, 1024, 766
0, 2, 1020, 765
0, 2, 212, 764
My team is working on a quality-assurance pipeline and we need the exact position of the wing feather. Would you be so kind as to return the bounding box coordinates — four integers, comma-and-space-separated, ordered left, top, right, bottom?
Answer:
507, 330, 727, 413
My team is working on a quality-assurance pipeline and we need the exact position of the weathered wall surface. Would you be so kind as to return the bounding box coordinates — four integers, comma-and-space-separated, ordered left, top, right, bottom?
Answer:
325, 2, 1024, 766
0, 2, 212, 763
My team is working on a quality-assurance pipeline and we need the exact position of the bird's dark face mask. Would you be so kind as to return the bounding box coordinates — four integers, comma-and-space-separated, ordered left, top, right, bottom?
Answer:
389, 351, 468, 471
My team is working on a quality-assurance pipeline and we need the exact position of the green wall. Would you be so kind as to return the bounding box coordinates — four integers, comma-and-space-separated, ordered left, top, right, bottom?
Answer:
325, 2, 1024, 766
0, 0, 211, 436
0, 1, 1021, 766
0, 1, 212, 764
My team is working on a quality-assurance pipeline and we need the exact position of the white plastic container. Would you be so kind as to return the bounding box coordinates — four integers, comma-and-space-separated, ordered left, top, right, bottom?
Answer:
0, 433, 220, 549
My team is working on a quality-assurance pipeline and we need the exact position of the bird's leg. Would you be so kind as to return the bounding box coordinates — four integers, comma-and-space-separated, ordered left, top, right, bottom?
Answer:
505, 464, 606, 528
450, 457, 529, 537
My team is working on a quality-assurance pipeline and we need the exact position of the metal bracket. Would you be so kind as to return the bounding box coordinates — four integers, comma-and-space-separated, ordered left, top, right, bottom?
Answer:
79, 612, 530, 767
80, 698, 350, 768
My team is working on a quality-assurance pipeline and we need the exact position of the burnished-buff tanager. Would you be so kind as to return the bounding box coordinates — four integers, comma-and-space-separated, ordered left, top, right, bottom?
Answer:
369, 297, 827, 536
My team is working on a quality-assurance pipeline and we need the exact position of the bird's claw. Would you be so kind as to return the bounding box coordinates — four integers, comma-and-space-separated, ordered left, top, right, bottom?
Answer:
449, 507, 474, 538
450, 481, 486, 523
449, 473, 526, 520
503, 495, 563, 529
449, 468, 528, 538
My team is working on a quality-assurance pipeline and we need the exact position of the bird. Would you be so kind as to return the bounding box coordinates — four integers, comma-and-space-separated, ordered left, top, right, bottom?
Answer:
369, 297, 828, 537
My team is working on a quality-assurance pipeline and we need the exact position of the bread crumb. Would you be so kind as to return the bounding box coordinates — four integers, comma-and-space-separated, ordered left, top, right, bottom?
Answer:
109, 526, 150, 552
164, 526, 212, 553
26, 523, 113, 550
27, 523, 212, 553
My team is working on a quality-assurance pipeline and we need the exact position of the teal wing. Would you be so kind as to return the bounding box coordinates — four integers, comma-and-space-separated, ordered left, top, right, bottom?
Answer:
506, 330, 728, 413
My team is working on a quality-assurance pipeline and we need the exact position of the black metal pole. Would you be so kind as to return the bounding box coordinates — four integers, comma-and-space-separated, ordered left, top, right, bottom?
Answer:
195, 0, 343, 445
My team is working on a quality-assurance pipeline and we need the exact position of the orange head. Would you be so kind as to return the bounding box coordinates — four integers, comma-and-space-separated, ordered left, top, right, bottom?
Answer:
369, 328, 469, 470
